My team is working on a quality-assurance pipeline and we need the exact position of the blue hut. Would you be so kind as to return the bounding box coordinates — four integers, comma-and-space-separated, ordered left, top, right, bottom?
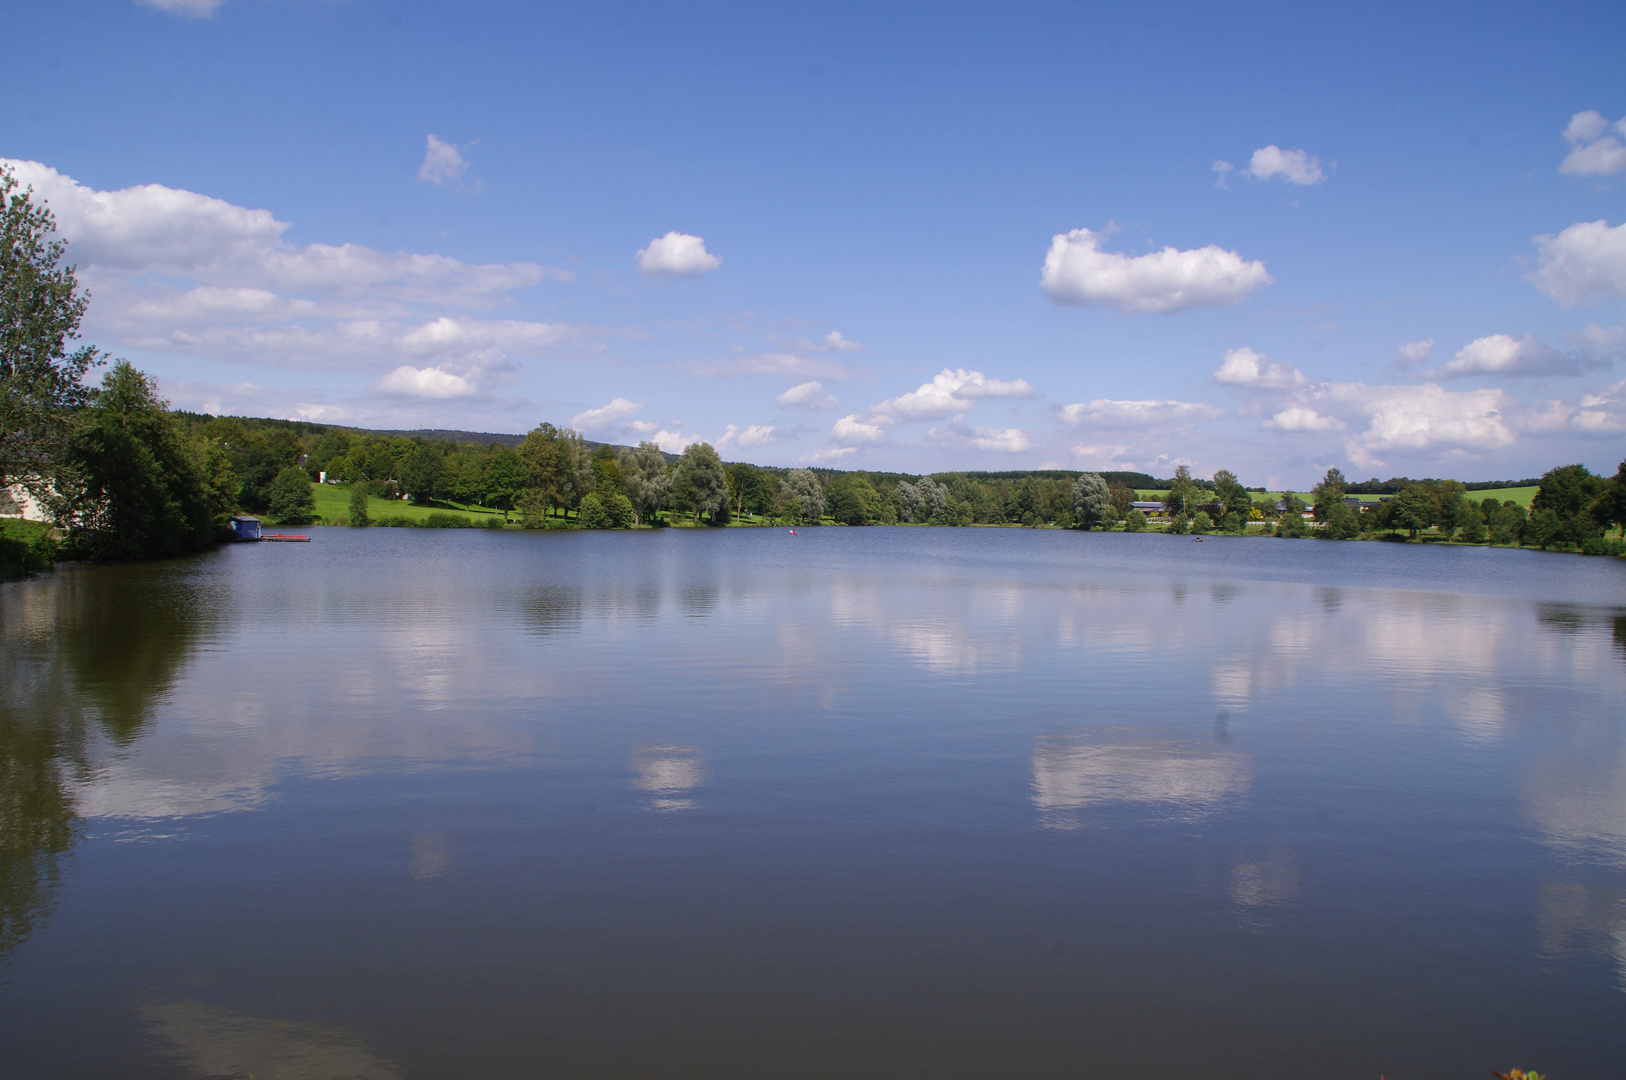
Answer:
229, 515, 262, 541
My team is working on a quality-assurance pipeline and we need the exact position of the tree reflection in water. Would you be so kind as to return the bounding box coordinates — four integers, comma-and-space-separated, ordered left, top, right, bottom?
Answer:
0, 562, 218, 958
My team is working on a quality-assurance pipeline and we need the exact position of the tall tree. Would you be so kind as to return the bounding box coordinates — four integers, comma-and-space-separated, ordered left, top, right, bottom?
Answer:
267, 466, 316, 526
619, 441, 670, 525
400, 443, 443, 505
1212, 469, 1249, 516
1164, 465, 1196, 515
780, 468, 825, 523
1311, 467, 1349, 523
669, 442, 728, 524
1070, 473, 1112, 529
1, 166, 102, 498
57, 362, 227, 560
483, 445, 527, 520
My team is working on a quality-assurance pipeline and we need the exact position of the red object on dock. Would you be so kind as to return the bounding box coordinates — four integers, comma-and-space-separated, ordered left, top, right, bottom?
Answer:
260, 534, 311, 542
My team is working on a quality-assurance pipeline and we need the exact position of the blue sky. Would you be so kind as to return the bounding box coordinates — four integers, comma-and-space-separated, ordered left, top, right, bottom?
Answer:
3, 0, 1624, 486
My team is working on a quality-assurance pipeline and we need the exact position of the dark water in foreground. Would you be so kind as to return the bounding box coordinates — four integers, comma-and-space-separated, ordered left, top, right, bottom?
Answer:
2, 527, 1625, 1079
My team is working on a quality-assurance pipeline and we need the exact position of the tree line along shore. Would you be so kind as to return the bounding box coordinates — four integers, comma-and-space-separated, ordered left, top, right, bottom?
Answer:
3, 162, 1624, 578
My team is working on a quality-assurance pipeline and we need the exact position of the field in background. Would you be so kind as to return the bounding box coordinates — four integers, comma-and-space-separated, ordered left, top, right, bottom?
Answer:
310, 483, 509, 525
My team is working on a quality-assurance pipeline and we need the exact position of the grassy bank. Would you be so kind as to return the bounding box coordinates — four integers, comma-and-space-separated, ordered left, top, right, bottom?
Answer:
0, 519, 58, 580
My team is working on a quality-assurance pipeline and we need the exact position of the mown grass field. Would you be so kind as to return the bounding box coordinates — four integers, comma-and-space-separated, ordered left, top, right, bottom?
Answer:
309, 482, 509, 524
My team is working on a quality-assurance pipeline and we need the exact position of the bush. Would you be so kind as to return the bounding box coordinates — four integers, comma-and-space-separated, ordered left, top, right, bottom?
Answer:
1192, 511, 1213, 533
1124, 509, 1147, 532
579, 493, 612, 529
482, 515, 507, 530
1169, 512, 1189, 535
422, 512, 472, 528
606, 492, 635, 528
0, 523, 57, 579
1221, 511, 1243, 534
1276, 513, 1310, 538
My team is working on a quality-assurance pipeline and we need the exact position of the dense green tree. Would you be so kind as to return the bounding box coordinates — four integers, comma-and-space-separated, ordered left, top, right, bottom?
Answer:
1192, 510, 1213, 533
578, 492, 612, 529
1169, 511, 1189, 535
619, 441, 670, 525
726, 461, 770, 518
669, 442, 729, 523
592, 445, 623, 498
451, 446, 489, 505
896, 478, 949, 522
57, 362, 227, 560
347, 483, 370, 526
1601, 460, 1626, 533
780, 468, 825, 523
1489, 502, 1526, 546
1524, 507, 1562, 550
1532, 463, 1606, 547
1311, 467, 1349, 524
1070, 473, 1111, 529
234, 428, 298, 512
1213, 469, 1250, 516
1393, 485, 1440, 537
483, 445, 527, 520
826, 474, 881, 525
1460, 506, 1487, 544
268, 466, 316, 526
1319, 498, 1360, 540
1124, 508, 1147, 532
1106, 480, 1134, 520
1, 166, 103, 501
1164, 465, 1196, 515
400, 443, 443, 505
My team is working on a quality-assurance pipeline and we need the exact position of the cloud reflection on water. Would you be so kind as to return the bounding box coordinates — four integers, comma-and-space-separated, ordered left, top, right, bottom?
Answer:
142, 999, 400, 1080
631, 745, 705, 812
1031, 732, 1250, 829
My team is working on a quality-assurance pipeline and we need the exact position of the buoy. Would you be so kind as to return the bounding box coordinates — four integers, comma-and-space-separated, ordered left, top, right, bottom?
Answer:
788, 529, 797, 535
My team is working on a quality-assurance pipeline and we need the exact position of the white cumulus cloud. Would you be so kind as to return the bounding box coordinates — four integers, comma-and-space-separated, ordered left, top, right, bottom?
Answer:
1394, 338, 1435, 369
1431, 333, 1578, 379
874, 368, 1036, 421
419, 135, 474, 187
1530, 220, 1626, 306
636, 232, 721, 278
0, 159, 595, 402
377, 365, 479, 399
927, 419, 1034, 453
717, 424, 778, 452
1245, 145, 1327, 185
822, 331, 863, 352
830, 414, 889, 446
1560, 111, 1626, 176
775, 381, 839, 410
1262, 406, 1343, 432
572, 397, 645, 432
1212, 346, 1306, 389
1058, 399, 1226, 429
1040, 227, 1271, 314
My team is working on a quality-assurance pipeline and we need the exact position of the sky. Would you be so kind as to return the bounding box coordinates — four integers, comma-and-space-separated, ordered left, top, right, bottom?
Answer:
2, 0, 1624, 487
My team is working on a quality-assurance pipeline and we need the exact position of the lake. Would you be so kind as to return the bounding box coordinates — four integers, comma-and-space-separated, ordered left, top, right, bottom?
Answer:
2, 526, 1624, 1079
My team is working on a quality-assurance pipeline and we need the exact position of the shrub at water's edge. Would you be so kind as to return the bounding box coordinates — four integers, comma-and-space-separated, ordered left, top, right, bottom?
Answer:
0, 520, 57, 580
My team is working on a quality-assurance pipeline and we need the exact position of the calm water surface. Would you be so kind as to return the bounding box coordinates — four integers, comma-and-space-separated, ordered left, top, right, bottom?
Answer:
2, 527, 1625, 1079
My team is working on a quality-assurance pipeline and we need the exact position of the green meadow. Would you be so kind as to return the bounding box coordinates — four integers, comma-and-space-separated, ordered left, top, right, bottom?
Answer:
309, 483, 509, 525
